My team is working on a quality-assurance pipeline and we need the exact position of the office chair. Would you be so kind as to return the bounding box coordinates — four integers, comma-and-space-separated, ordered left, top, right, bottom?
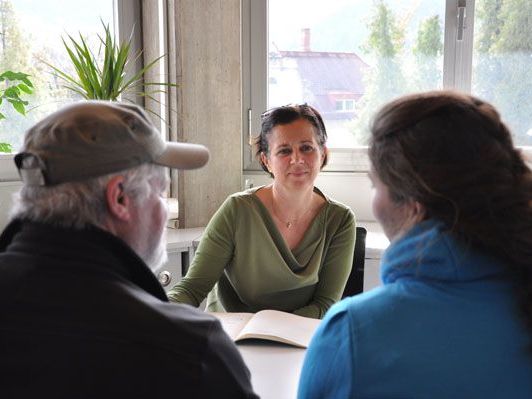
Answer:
342, 226, 367, 298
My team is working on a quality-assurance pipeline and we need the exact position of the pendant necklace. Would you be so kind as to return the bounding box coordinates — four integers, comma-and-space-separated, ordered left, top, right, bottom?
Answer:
270, 196, 312, 229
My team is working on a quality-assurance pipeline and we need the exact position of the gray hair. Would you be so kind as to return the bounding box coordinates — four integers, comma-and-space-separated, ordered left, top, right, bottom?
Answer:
10, 163, 167, 229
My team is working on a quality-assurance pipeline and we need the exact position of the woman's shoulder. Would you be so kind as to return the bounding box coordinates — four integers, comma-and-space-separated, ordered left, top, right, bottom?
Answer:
315, 187, 352, 211
226, 186, 264, 203
315, 188, 355, 222
217, 186, 266, 215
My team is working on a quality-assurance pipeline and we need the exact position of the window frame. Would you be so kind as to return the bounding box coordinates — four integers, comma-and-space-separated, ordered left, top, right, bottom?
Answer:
0, 0, 141, 182
242, 0, 531, 173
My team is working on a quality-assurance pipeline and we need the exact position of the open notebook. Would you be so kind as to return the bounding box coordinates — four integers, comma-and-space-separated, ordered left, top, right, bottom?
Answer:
210, 310, 321, 348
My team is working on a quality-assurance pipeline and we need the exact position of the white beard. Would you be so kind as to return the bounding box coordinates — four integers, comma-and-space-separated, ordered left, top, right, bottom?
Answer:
140, 228, 168, 272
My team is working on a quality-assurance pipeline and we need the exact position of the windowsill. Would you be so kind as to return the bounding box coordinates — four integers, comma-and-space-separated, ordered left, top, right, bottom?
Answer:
323, 147, 370, 172
322, 146, 532, 172
0, 154, 19, 182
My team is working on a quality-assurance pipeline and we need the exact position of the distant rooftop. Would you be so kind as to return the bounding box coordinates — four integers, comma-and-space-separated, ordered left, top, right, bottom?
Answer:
269, 28, 368, 120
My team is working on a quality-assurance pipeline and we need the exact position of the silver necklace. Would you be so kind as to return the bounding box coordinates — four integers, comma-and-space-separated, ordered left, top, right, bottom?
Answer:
270, 196, 312, 229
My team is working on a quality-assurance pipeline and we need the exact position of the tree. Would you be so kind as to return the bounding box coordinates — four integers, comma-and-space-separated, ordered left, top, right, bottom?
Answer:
363, 0, 405, 98
0, 0, 29, 73
0, 0, 33, 150
412, 15, 443, 91
476, 0, 503, 54
0, 0, 76, 151
474, 0, 532, 145
351, 0, 406, 144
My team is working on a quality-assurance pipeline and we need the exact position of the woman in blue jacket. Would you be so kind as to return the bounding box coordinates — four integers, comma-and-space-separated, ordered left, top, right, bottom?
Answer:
298, 91, 532, 399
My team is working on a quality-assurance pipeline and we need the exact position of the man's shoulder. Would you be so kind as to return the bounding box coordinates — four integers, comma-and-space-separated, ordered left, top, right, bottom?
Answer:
117, 284, 224, 349
152, 300, 222, 338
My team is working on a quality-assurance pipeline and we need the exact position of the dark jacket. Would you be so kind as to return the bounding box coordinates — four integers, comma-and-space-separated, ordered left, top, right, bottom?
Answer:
0, 219, 258, 398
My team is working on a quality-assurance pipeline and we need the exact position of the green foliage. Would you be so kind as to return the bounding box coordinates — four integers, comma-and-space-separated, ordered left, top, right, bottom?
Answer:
0, 0, 72, 153
363, 1, 404, 58
351, 0, 406, 144
413, 15, 442, 57
0, 142, 11, 152
476, 0, 503, 53
0, 70, 33, 153
44, 21, 174, 104
0, 0, 29, 73
495, 0, 532, 53
475, 0, 532, 145
412, 15, 443, 92
0, 70, 33, 116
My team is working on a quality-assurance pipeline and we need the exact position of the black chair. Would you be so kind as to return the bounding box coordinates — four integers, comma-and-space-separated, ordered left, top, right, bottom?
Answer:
342, 226, 367, 298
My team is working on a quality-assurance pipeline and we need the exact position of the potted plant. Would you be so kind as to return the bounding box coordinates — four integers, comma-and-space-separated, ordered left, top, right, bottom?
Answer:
0, 70, 33, 153
44, 21, 173, 112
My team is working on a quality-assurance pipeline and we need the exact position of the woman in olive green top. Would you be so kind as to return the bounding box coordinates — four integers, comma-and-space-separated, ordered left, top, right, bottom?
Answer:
168, 104, 356, 319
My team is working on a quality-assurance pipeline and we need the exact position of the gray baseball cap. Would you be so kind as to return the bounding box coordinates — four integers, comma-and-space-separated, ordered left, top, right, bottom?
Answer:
14, 101, 209, 186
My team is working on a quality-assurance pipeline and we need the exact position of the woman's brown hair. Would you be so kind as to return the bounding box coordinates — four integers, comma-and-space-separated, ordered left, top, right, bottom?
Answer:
369, 90, 532, 332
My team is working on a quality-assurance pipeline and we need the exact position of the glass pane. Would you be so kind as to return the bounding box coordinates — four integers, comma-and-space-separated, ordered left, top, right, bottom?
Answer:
268, 0, 445, 148
472, 0, 532, 147
0, 0, 114, 153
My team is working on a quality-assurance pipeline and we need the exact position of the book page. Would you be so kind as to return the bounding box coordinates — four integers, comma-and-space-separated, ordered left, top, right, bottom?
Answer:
237, 310, 321, 348
210, 312, 254, 340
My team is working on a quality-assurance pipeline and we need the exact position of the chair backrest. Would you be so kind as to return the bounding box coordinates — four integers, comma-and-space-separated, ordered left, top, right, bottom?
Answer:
342, 226, 367, 298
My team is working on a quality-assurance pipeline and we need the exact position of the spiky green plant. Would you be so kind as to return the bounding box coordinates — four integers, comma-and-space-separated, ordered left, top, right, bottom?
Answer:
45, 21, 173, 104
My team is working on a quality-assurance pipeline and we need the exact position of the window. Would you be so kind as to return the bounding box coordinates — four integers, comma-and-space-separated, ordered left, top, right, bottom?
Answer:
335, 99, 355, 112
471, 0, 532, 147
0, 0, 115, 153
0, 0, 139, 180
243, 0, 531, 172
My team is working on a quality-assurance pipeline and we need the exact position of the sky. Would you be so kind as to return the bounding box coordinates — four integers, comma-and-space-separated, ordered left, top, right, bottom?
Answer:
268, 0, 444, 54
11, 0, 115, 51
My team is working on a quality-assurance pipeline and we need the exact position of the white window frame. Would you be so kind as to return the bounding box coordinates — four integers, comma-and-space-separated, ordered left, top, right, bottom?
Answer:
242, 0, 531, 173
0, 0, 141, 182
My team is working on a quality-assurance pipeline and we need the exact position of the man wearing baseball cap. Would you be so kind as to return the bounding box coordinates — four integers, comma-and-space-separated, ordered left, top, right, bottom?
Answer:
0, 101, 257, 398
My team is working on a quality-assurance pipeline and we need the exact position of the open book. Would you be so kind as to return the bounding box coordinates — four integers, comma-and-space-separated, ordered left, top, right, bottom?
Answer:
210, 310, 321, 348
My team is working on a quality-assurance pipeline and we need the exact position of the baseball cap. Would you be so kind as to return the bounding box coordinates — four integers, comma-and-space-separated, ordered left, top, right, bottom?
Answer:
14, 101, 209, 186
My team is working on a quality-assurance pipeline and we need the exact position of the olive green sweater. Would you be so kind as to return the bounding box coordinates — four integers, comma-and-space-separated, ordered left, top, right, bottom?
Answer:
167, 187, 356, 319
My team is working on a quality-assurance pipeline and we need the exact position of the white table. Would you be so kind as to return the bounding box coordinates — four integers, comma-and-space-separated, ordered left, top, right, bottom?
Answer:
237, 341, 306, 399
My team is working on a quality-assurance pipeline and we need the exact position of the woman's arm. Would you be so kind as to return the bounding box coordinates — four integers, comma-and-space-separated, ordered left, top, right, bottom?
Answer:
167, 197, 236, 306
293, 208, 356, 319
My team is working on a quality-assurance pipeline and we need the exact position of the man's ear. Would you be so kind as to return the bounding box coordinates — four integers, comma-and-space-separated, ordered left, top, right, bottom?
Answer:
105, 175, 132, 222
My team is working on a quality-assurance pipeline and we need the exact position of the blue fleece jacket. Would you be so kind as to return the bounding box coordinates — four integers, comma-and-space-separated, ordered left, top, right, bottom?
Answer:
298, 220, 532, 399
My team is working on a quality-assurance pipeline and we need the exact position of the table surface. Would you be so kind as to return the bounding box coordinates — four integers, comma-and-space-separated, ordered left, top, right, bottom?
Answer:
164, 223, 388, 399
237, 340, 306, 399
165, 227, 204, 251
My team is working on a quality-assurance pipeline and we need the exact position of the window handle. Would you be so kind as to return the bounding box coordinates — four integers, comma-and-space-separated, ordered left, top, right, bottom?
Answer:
248, 108, 253, 143
457, 0, 467, 41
